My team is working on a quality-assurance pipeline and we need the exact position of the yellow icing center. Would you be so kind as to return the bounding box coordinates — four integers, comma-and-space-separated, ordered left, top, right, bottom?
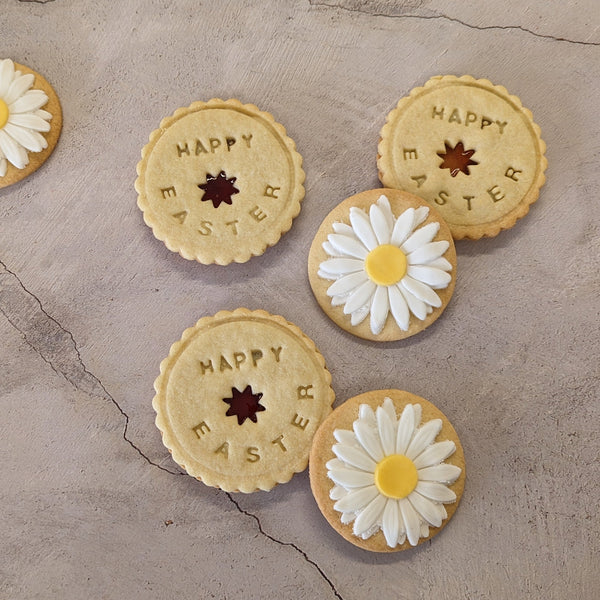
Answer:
0, 99, 9, 129
365, 244, 407, 286
374, 454, 418, 499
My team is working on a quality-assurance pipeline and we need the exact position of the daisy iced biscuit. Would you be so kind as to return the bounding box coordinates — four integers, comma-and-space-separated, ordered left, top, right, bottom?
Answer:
378, 75, 547, 239
153, 309, 334, 492
0, 59, 62, 188
136, 99, 305, 264
308, 188, 456, 341
309, 390, 465, 552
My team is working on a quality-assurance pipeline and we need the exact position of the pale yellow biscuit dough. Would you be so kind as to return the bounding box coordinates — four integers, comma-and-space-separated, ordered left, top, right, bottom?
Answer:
378, 75, 547, 239
136, 99, 305, 264
153, 309, 334, 493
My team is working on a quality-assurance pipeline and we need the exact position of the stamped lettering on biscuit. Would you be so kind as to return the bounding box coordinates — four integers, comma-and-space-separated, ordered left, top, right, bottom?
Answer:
378, 75, 546, 239
136, 99, 305, 264
152, 309, 334, 492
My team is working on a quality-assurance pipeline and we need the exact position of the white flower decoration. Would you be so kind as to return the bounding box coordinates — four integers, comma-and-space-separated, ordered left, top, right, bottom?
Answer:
318, 194, 452, 334
327, 398, 461, 548
0, 59, 52, 177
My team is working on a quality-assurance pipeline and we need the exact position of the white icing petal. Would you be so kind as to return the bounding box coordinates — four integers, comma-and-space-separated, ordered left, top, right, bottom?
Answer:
318, 269, 337, 281
369, 203, 392, 245
341, 511, 356, 524
409, 491, 445, 527
10, 89, 48, 113
399, 285, 428, 321
413, 440, 456, 469
352, 493, 387, 536
8, 112, 51, 132
333, 443, 377, 472
401, 222, 440, 254
407, 241, 450, 265
415, 481, 457, 503
0, 59, 15, 96
319, 257, 365, 277
417, 464, 462, 484
350, 207, 379, 251
388, 285, 410, 330
406, 419, 443, 460
381, 397, 397, 423
407, 265, 452, 289
326, 458, 345, 471
350, 304, 370, 326
334, 485, 379, 512
328, 467, 375, 488
343, 280, 376, 315
0, 157, 6, 177
353, 419, 385, 462
424, 256, 453, 271
376, 406, 396, 456
35, 109, 52, 121
329, 485, 346, 501
390, 207, 415, 246
414, 206, 430, 227
322, 241, 342, 257
420, 523, 430, 539
399, 497, 421, 546
382, 498, 400, 547
330, 295, 346, 306
0, 130, 28, 168
327, 233, 369, 259
414, 404, 422, 428
358, 403, 377, 426
377, 195, 395, 232
333, 429, 357, 445
3, 123, 46, 152
395, 403, 416, 455
5, 73, 34, 105
369, 284, 389, 335
326, 270, 368, 297
332, 221, 357, 237
401, 276, 442, 308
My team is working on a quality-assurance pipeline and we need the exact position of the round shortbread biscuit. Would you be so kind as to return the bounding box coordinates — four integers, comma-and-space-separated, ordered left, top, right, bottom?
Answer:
309, 389, 465, 552
308, 188, 456, 342
153, 309, 334, 493
378, 75, 547, 240
136, 99, 305, 264
0, 60, 62, 188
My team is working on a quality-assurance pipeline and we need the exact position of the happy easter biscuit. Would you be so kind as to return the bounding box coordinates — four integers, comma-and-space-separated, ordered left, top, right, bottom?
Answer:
153, 309, 334, 492
378, 75, 547, 239
308, 188, 456, 342
309, 389, 465, 552
0, 59, 62, 188
136, 99, 305, 264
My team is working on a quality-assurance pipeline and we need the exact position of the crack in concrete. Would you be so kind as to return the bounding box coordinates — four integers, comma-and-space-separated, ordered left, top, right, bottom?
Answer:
0, 259, 181, 477
225, 493, 344, 600
17, 0, 57, 4
308, 1, 600, 47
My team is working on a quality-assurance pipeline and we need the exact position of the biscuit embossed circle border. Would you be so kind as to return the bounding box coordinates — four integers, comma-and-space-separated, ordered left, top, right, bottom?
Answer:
136, 99, 305, 264
378, 75, 547, 240
153, 308, 335, 493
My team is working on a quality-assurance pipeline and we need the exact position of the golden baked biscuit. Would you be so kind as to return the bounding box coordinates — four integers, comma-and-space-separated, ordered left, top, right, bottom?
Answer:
308, 188, 456, 341
0, 59, 62, 188
378, 75, 546, 239
153, 309, 334, 492
136, 99, 305, 264
310, 389, 465, 552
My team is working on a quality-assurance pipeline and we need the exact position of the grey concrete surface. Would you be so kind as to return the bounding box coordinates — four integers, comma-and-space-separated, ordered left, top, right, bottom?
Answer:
1, 1, 599, 599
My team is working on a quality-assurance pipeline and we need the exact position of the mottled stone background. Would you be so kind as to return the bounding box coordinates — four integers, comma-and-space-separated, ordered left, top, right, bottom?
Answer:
1, 1, 599, 598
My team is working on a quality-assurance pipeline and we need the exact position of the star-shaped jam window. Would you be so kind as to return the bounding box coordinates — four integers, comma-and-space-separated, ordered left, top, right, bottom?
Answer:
437, 141, 479, 177
222, 385, 265, 425
198, 170, 239, 208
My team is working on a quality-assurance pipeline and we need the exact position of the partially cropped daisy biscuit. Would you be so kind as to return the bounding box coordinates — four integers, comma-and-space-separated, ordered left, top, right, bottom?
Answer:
308, 188, 456, 341
153, 309, 334, 492
136, 99, 305, 264
0, 59, 62, 188
309, 390, 465, 552
378, 75, 547, 239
